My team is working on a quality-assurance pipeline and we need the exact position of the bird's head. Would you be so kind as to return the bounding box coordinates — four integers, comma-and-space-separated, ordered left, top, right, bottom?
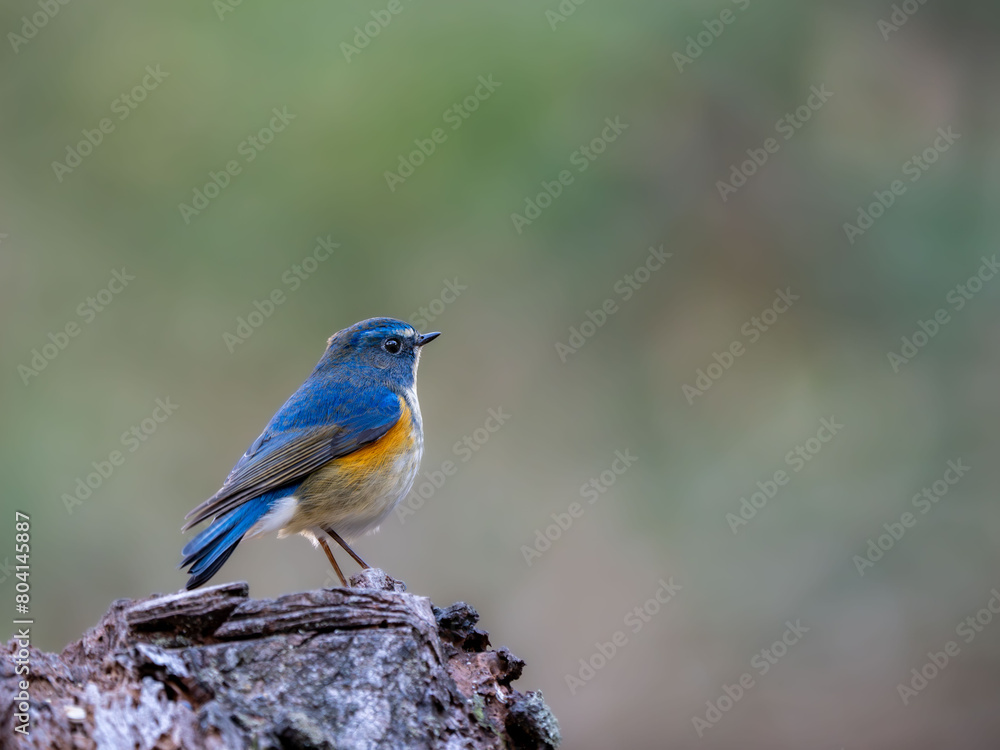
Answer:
321, 317, 440, 388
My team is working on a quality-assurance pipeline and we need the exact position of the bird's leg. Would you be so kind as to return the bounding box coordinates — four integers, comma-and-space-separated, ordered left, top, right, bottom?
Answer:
323, 527, 370, 569
318, 537, 348, 587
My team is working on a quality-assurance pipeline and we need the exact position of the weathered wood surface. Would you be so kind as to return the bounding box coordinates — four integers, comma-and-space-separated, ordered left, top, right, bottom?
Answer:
1, 569, 560, 749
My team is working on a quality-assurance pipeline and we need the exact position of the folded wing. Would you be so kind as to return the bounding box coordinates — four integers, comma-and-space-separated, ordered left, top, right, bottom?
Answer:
183, 389, 402, 530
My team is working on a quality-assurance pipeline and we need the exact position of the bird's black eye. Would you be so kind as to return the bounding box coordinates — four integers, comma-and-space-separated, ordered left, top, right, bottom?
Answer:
383, 337, 402, 354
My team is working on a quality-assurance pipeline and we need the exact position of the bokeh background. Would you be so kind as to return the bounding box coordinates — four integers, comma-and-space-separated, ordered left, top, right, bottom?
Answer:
3, 0, 1000, 747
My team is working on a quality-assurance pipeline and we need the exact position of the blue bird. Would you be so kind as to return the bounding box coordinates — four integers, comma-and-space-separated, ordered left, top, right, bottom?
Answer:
180, 317, 440, 589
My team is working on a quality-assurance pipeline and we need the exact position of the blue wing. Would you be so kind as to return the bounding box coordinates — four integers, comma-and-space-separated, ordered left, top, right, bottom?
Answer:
183, 376, 402, 530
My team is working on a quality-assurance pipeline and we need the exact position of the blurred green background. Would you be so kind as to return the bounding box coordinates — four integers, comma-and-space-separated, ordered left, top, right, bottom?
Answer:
3, 0, 1000, 747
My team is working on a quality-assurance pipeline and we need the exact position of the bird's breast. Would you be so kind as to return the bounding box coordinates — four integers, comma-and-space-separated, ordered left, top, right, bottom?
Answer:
288, 395, 423, 537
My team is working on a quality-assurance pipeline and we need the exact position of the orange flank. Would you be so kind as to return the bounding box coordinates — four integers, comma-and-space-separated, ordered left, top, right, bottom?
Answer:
288, 395, 423, 534
335, 398, 415, 479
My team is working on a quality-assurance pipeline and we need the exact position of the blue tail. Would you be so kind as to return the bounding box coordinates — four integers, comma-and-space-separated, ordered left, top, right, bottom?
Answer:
181, 485, 298, 589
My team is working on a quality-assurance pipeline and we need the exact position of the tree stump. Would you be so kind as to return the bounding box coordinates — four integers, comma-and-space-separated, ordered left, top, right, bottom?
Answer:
1, 570, 561, 749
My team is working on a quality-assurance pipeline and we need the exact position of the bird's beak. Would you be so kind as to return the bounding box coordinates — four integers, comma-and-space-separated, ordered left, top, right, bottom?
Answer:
416, 331, 441, 347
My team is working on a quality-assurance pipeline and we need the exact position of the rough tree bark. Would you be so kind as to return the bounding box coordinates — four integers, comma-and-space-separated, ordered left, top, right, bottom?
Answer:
0, 569, 561, 749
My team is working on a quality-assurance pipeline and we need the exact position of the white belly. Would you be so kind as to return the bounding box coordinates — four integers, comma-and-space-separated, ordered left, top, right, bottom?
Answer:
337, 439, 422, 537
